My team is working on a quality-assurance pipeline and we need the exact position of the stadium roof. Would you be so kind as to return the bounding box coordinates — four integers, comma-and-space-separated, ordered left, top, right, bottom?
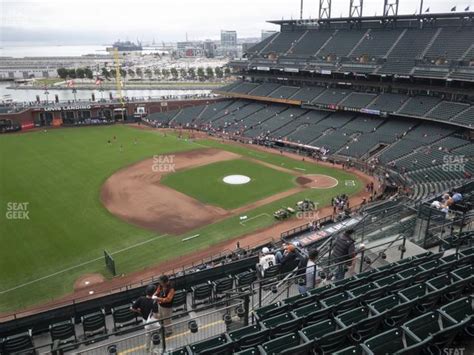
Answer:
268, 11, 474, 26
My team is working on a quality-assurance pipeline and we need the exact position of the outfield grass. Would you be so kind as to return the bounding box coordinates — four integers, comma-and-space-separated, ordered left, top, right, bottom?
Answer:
161, 159, 296, 209
0, 126, 362, 313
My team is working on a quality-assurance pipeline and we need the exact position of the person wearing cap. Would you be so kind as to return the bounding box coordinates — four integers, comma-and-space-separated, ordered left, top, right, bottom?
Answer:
258, 247, 276, 277
131, 284, 159, 351
154, 275, 175, 337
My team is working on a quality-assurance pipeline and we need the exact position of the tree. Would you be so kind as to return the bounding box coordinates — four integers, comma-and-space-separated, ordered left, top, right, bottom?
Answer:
120, 68, 127, 78
197, 67, 205, 80
161, 68, 170, 79
187, 67, 196, 79
101, 68, 110, 79
224, 67, 231, 77
206, 67, 214, 79
154, 68, 161, 77
57, 68, 68, 79
127, 69, 135, 77
179, 68, 187, 78
135, 68, 143, 78
109, 69, 116, 78
215, 67, 223, 79
145, 68, 153, 79
84, 68, 93, 79
75, 68, 85, 79
170, 68, 179, 80
67, 69, 77, 78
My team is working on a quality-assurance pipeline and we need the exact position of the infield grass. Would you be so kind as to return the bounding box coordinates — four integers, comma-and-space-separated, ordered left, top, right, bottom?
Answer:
0, 125, 362, 313
161, 159, 296, 209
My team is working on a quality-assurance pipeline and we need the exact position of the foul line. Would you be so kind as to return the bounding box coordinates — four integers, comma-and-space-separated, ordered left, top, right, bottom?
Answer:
239, 213, 271, 226
0, 234, 168, 295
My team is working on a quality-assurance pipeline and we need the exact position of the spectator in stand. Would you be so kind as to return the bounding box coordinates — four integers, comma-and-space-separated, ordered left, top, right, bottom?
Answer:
258, 247, 276, 277
331, 229, 357, 281
154, 275, 175, 337
452, 191, 463, 204
131, 284, 159, 351
299, 249, 319, 294
276, 244, 297, 270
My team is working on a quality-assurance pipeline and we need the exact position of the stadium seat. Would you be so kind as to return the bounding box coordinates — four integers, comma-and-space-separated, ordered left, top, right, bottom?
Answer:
166, 347, 189, 354
49, 319, 77, 351
291, 302, 332, 326
235, 270, 257, 291
348, 283, 387, 305
1, 331, 35, 355
261, 265, 280, 285
258, 333, 312, 355
187, 334, 234, 355
253, 302, 288, 321
227, 325, 269, 350
427, 274, 470, 302
81, 309, 108, 342
191, 283, 212, 308
398, 266, 432, 284
111, 304, 140, 333
374, 274, 409, 293
368, 294, 415, 327
300, 319, 351, 354
333, 346, 360, 355
438, 296, 474, 337
361, 328, 428, 355
320, 292, 359, 315
334, 275, 364, 290
335, 306, 382, 341
233, 348, 259, 355
212, 276, 234, 301
451, 265, 474, 291
260, 312, 302, 338
172, 289, 188, 312
402, 312, 467, 352
398, 283, 442, 314
281, 292, 314, 309
308, 284, 340, 299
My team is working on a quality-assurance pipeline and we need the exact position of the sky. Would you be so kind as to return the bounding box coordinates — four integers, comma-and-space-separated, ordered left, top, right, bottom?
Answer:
1, 0, 473, 44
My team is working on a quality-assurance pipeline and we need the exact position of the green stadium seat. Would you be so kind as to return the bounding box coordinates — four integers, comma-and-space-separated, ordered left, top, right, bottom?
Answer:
402, 312, 467, 351
233, 348, 259, 355
451, 265, 474, 291
300, 319, 351, 354
165, 347, 189, 355
172, 289, 188, 312
348, 283, 386, 305
191, 283, 213, 308
368, 294, 415, 327
187, 334, 233, 355
438, 296, 474, 337
49, 319, 78, 351
230, 327, 270, 350
426, 274, 469, 302
253, 302, 288, 321
320, 292, 359, 315
355, 268, 378, 282
335, 306, 382, 341
334, 275, 364, 290
258, 332, 311, 355
235, 270, 257, 291
212, 276, 234, 301
374, 274, 402, 289
1, 331, 35, 355
291, 302, 332, 326
333, 346, 360, 355
111, 304, 140, 333
282, 292, 316, 309
81, 309, 108, 342
361, 328, 428, 355
260, 312, 302, 338
398, 266, 431, 284
398, 283, 442, 314
308, 284, 339, 299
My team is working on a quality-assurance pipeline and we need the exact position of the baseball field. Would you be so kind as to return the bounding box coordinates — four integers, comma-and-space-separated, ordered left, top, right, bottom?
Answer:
0, 125, 364, 314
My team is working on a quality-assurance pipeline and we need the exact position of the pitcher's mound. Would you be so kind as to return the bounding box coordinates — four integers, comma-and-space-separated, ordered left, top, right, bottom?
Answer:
296, 174, 338, 189
74, 273, 106, 291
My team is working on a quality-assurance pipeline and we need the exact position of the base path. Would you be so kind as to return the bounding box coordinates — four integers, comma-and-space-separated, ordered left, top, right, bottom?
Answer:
101, 148, 237, 235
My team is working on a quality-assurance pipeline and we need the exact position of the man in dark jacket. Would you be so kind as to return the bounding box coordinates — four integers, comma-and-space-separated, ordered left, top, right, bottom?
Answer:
331, 229, 356, 281
131, 284, 159, 351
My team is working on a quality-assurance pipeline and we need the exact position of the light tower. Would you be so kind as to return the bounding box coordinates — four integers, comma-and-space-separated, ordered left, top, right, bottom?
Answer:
319, 0, 332, 19
384, 0, 399, 16
350, 0, 363, 17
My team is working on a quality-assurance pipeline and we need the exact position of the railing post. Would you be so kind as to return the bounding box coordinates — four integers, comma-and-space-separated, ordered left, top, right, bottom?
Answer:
359, 249, 365, 273
243, 295, 250, 326
400, 235, 407, 260
160, 320, 167, 352
258, 281, 263, 308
